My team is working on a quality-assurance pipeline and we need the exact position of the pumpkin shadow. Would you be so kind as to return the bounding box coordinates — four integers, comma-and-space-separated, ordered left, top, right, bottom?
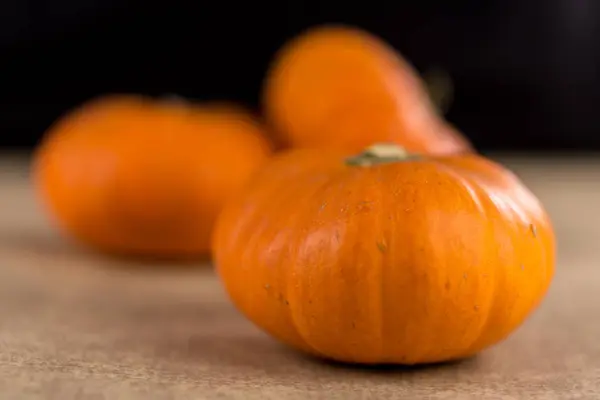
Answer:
96, 251, 212, 271
316, 353, 479, 374
0, 228, 211, 271
180, 333, 307, 375
105, 306, 322, 379
0, 228, 86, 259
145, 323, 478, 382
135, 323, 312, 378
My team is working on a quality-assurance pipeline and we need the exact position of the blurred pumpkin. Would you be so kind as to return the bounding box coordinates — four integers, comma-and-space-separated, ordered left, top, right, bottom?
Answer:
212, 143, 555, 364
32, 94, 273, 259
263, 25, 472, 155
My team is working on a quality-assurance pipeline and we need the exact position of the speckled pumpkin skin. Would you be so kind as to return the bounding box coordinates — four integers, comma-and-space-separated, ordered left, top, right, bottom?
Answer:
212, 146, 555, 365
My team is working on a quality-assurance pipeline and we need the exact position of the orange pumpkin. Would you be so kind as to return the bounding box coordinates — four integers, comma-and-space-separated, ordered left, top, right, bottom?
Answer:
32, 94, 273, 259
213, 143, 555, 364
263, 25, 472, 155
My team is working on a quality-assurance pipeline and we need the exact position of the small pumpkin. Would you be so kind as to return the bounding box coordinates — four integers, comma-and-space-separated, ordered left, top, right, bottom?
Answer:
263, 25, 472, 155
33, 94, 273, 259
213, 143, 555, 365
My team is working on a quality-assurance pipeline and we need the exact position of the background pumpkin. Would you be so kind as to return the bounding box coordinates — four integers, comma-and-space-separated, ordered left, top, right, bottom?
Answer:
32, 94, 273, 259
212, 144, 555, 365
263, 25, 472, 155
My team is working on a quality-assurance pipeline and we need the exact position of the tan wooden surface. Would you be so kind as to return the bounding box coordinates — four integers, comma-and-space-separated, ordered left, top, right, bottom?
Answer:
0, 154, 599, 399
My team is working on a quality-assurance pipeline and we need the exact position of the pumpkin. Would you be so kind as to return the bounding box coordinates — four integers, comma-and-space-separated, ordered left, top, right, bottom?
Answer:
263, 25, 472, 155
32, 94, 273, 259
212, 143, 555, 365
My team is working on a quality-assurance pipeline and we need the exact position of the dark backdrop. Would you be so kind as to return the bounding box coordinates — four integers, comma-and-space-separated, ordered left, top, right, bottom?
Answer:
1, 0, 599, 151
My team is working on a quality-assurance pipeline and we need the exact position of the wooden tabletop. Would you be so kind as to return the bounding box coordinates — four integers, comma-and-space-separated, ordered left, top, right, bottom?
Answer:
0, 154, 599, 399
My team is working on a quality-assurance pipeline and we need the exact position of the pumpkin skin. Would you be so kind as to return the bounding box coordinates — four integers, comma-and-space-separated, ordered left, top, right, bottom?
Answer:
213, 144, 555, 365
32, 94, 273, 259
263, 25, 472, 155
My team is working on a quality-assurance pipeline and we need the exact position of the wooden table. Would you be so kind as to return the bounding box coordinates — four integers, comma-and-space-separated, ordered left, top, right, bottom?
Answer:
1, 154, 599, 399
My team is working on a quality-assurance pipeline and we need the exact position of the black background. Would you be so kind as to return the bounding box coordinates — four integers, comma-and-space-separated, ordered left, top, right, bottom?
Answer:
1, 0, 599, 151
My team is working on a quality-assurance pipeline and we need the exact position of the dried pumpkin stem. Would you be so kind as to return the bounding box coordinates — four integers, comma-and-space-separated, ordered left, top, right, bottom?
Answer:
161, 94, 188, 104
423, 67, 454, 115
345, 143, 418, 166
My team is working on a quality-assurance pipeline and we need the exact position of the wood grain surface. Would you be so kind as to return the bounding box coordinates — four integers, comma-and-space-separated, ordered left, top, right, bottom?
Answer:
0, 154, 599, 399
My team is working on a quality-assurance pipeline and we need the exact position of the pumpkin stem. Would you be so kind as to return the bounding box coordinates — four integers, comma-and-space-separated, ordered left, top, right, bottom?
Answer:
161, 93, 187, 104
345, 143, 418, 166
423, 67, 453, 115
